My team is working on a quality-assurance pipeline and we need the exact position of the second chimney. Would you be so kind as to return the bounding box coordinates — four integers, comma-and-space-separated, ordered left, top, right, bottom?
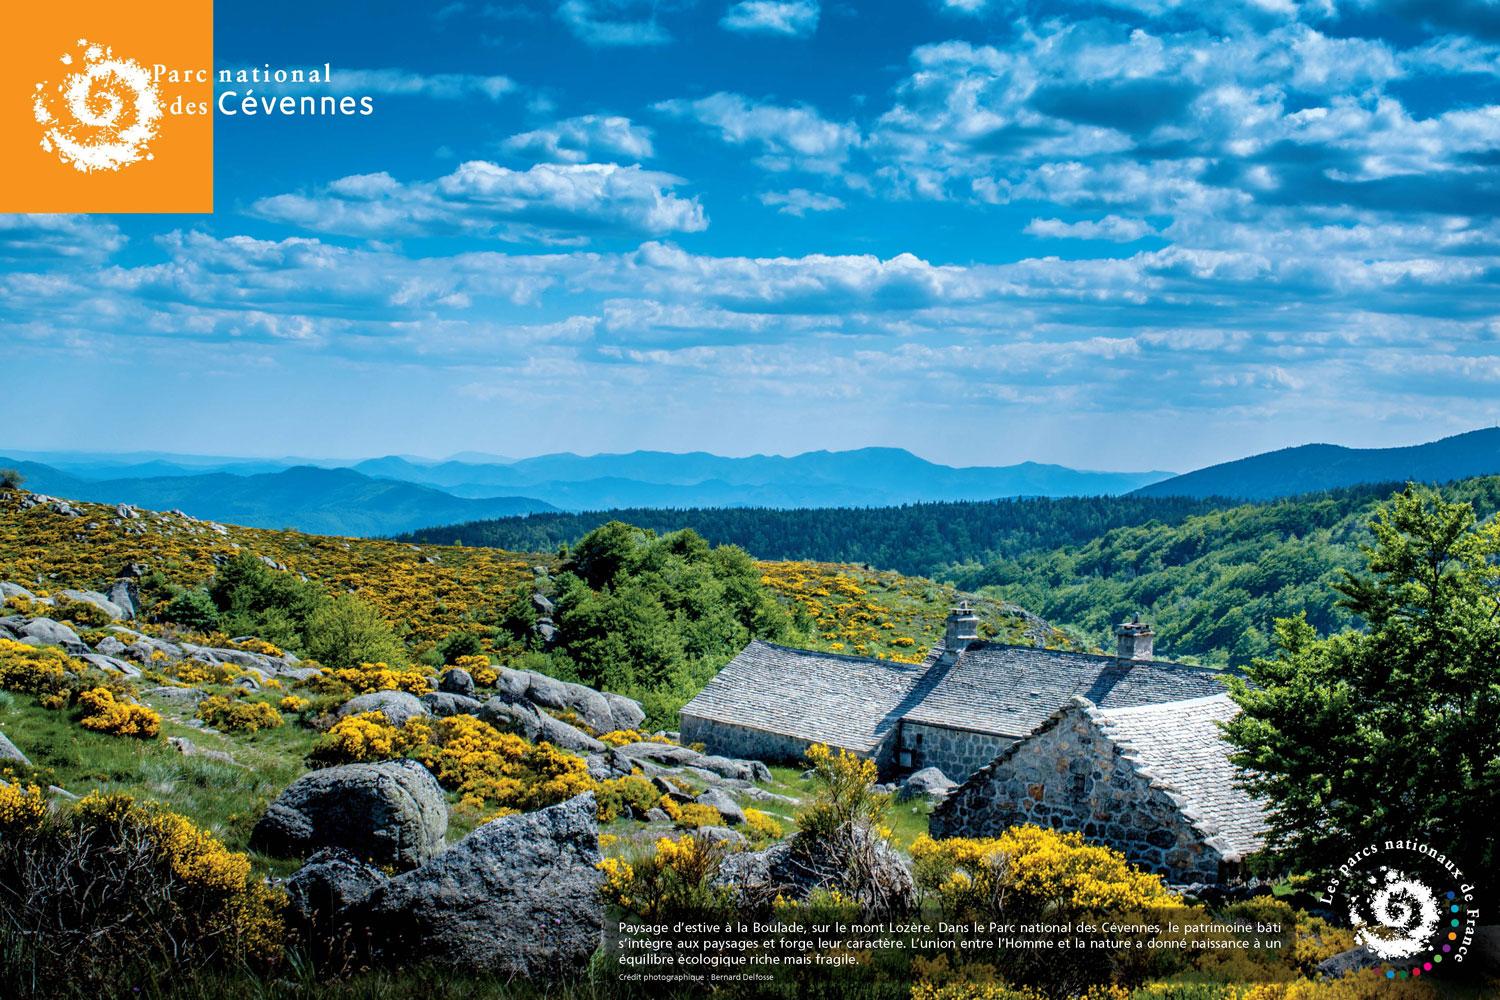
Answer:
1115, 616, 1154, 663
944, 600, 980, 656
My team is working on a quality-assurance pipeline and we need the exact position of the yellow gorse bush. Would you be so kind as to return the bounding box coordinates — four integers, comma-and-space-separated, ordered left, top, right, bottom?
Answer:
71, 793, 285, 964
0, 779, 48, 834
743, 807, 784, 842
77, 686, 161, 739
314, 661, 434, 696
597, 833, 730, 918
196, 695, 284, 734
911, 827, 1175, 918
278, 694, 308, 713
0, 637, 71, 696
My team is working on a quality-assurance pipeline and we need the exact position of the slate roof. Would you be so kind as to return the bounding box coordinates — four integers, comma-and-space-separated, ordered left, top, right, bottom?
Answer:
1093, 694, 1267, 861
679, 639, 934, 754
901, 641, 1230, 738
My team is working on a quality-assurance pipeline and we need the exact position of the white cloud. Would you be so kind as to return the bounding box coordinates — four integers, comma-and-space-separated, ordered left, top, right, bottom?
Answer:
1025, 215, 1157, 241
504, 115, 655, 162
250, 162, 708, 243
656, 92, 860, 172
720, 1, 819, 37
291, 68, 516, 101
760, 188, 846, 215
556, 0, 669, 46
0, 214, 126, 263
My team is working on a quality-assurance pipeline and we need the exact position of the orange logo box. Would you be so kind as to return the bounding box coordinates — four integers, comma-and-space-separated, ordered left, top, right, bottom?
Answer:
3, 0, 213, 213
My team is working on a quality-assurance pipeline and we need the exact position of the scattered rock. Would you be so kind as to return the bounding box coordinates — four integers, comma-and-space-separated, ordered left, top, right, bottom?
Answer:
94, 635, 128, 656
520, 672, 614, 733
420, 691, 483, 718
585, 749, 637, 781
337, 690, 429, 728
144, 685, 207, 705
350, 792, 602, 976
603, 693, 647, 732
78, 653, 141, 677
0, 582, 37, 602
615, 741, 702, 767
479, 697, 604, 755
1317, 947, 1381, 980
252, 759, 448, 870
168, 736, 238, 766
716, 825, 915, 912
57, 588, 127, 620
18, 618, 88, 655
644, 807, 671, 822
695, 788, 746, 826
0, 730, 30, 766
898, 767, 956, 802
438, 667, 475, 698
284, 848, 387, 937
695, 825, 749, 850
105, 579, 141, 619
696, 755, 768, 783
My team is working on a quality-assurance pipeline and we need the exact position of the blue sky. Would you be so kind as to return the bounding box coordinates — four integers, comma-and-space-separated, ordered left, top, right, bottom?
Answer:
4, 0, 1500, 470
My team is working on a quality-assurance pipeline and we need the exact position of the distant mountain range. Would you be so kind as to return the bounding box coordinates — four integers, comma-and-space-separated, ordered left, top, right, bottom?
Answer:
1133, 428, 1500, 499
6, 428, 1498, 538
0, 462, 554, 537
0, 448, 1174, 536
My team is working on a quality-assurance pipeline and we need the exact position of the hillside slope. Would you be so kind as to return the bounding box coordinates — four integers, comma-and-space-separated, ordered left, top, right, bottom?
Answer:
1134, 427, 1500, 499
0, 460, 555, 536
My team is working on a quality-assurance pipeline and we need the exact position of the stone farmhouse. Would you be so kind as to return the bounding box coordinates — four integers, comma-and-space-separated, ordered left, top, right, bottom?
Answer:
680, 604, 1229, 783
931, 693, 1267, 883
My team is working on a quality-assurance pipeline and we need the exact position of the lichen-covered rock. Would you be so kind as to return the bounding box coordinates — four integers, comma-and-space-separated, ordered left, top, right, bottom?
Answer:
284, 848, 388, 937
615, 741, 702, 767
0, 730, 30, 766
716, 825, 915, 913
350, 792, 603, 976
17, 618, 88, 655
57, 589, 128, 620
695, 788, 746, 826
337, 690, 429, 728
603, 692, 646, 732
252, 759, 447, 870
78, 653, 141, 678
421, 691, 483, 718
898, 766, 956, 802
479, 697, 604, 754
516, 671, 615, 733
438, 668, 475, 698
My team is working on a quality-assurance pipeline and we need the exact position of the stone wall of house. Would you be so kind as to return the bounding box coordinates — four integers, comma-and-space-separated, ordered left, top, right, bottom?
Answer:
680, 714, 899, 769
929, 708, 1226, 883
898, 722, 1013, 784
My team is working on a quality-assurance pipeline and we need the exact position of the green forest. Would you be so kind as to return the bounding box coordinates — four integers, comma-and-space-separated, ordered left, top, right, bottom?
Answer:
406, 476, 1500, 668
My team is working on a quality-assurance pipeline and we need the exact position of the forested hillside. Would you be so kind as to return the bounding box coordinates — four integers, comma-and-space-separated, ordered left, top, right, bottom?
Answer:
962, 476, 1500, 666
399, 494, 1227, 577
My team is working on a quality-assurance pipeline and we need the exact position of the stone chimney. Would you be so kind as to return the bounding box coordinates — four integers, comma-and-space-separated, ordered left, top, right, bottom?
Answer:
943, 600, 980, 657
1115, 616, 1154, 663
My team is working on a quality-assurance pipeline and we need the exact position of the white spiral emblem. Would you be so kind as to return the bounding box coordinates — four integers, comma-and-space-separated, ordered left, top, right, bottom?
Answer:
1349, 867, 1441, 961
32, 40, 162, 173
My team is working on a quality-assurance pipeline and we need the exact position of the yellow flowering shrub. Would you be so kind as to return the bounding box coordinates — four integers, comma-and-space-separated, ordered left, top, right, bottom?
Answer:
406, 714, 599, 813
71, 793, 285, 964
596, 773, 659, 822
165, 659, 242, 686
659, 795, 724, 829
278, 694, 308, 713
599, 729, 676, 747
0, 779, 48, 834
195, 695, 284, 734
743, 807, 784, 842
452, 654, 497, 686
77, 686, 161, 739
598, 834, 730, 918
0, 638, 71, 696
311, 661, 434, 696
798, 742, 888, 842
229, 637, 283, 657
310, 711, 423, 763
912, 827, 1175, 919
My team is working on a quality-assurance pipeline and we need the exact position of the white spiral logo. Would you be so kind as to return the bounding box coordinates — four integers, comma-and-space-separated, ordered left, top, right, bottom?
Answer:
32, 40, 162, 173
1348, 867, 1441, 961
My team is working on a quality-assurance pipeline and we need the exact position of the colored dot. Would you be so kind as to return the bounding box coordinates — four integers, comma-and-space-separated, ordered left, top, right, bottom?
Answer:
1444, 943, 1453, 951
1387, 970, 1396, 979
1451, 905, 1460, 913
1447, 891, 1456, 899
1452, 919, 1460, 927
1424, 962, 1433, 971
1434, 955, 1443, 963
1399, 971, 1409, 979
1413, 968, 1422, 977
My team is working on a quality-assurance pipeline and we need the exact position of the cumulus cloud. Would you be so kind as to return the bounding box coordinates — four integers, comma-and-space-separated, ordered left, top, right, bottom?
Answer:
556, 0, 670, 46
656, 92, 860, 172
1025, 216, 1157, 241
262, 68, 517, 101
249, 162, 707, 243
720, 1, 819, 37
0, 214, 126, 263
503, 115, 655, 162
759, 189, 845, 215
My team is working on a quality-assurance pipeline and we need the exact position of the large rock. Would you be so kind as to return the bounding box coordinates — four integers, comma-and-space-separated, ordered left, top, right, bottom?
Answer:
351, 792, 602, 976
337, 691, 429, 728
17, 618, 88, 655
603, 692, 646, 732
0, 582, 37, 603
57, 589, 127, 620
696, 755, 771, 783
898, 767, 956, 802
615, 741, 702, 767
0, 730, 30, 766
251, 760, 448, 870
78, 653, 141, 678
105, 579, 140, 619
517, 671, 615, 734
421, 691, 483, 718
696, 788, 746, 826
716, 825, 916, 912
479, 697, 604, 754
438, 668, 475, 698
1316, 946, 1382, 980
284, 848, 388, 936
